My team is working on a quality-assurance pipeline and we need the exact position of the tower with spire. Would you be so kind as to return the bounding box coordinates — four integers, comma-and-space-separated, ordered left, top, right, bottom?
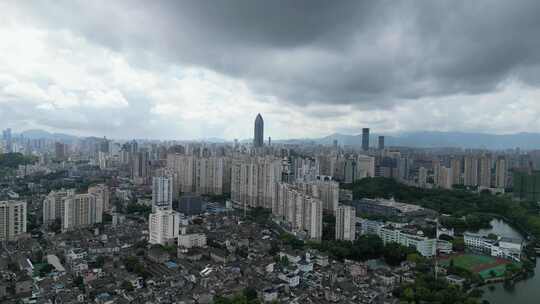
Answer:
254, 113, 264, 148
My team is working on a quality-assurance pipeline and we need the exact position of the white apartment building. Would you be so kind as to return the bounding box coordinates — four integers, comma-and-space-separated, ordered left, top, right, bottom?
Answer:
63, 194, 103, 231
357, 155, 376, 179
274, 183, 323, 241
295, 179, 339, 212
88, 184, 111, 213
231, 156, 282, 209
335, 205, 356, 241
0, 200, 27, 241
148, 208, 180, 245
166, 154, 231, 195
43, 189, 75, 225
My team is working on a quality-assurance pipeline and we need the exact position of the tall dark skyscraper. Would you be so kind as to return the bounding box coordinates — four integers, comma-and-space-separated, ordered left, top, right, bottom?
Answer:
254, 113, 264, 147
362, 128, 370, 151
378, 136, 385, 150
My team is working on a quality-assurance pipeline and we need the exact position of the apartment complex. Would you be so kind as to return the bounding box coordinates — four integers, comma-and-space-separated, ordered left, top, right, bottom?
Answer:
0, 200, 27, 241
273, 183, 323, 241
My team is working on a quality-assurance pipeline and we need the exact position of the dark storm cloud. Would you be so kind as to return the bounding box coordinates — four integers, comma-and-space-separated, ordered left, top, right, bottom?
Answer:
16, 0, 540, 108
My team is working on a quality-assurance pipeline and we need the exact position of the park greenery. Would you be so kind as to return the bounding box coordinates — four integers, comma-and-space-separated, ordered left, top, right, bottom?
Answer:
213, 287, 261, 304
395, 273, 484, 304
0, 152, 36, 177
344, 177, 540, 240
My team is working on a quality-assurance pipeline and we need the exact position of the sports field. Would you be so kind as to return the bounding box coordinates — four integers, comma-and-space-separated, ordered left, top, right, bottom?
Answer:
439, 253, 519, 279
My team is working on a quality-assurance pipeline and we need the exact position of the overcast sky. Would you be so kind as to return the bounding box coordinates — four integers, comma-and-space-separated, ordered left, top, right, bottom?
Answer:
2, 1, 540, 140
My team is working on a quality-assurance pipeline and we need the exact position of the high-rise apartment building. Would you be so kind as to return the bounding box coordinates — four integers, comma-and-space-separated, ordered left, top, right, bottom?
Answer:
479, 155, 492, 187
132, 149, 149, 184
437, 166, 453, 189
0, 200, 26, 241
362, 128, 370, 151
357, 155, 375, 179
148, 208, 180, 245
254, 113, 264, 148
495, 157, 507, 189
63, 194, 103, 231
88, 184, 111, 213
295, 179, 339, 212
464, 155, 479, 186
43, 189, 75, 226
152, 176, 173, 209
274, 183, 323, 241
2, 128, 12, 153
418, 167, 428, 188
231, 156, 282, 209
450, 158, 462, 185
166, 154, 231, 195
335, 205, 356, 241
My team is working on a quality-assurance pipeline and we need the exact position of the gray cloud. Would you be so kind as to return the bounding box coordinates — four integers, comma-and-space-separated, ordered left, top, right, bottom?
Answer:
3, 1, 540, 139
18, 0, 540, 107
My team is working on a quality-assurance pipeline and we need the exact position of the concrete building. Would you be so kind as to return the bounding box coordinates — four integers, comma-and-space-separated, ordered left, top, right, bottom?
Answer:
0, 200, 27, 241
88, 184, 111, 213
362, 128, 370, 151
464, 233, 522, 262
178, 193, 206, 215
357, 155, 375, 179
378, 136, 385, 150
335, 205, 356, 241
231, 156, 282, 209
295, 179, 339, 212
495, 157, 507, 189
479, 155, 492, 187
418, 167, 428, 188
254, 113, 264, 148
450, 158, 461, 185
273, 183, 323, 241
132, 149, 149, 184
166, 154, 231, 195
464, 155, 479, 186
148, 209, 180, 245
178, 233, 207, 248
63, 194, 103, 231
437, 166, 453, 189
43, 189, 75, 226
152, 176, 173, 210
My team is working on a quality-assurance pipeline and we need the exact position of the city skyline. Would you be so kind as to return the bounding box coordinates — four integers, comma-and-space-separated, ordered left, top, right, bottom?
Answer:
2, 1, 540, 139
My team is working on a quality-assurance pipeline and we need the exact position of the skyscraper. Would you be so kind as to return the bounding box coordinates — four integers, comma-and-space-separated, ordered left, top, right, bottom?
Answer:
362, 128, 370, 151
378, 136, 385, 150
2, 128, 12, 153
254, 113, 264, 148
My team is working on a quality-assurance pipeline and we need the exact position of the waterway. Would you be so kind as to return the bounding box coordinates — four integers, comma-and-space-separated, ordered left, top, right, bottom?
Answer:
472, 219, 539, 304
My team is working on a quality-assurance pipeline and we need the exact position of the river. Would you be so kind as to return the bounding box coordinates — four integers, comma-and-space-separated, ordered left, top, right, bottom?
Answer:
472, 219, 539, 304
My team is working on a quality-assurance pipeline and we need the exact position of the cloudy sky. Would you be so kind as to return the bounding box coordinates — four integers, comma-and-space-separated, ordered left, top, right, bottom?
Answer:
2, 1, 540, 140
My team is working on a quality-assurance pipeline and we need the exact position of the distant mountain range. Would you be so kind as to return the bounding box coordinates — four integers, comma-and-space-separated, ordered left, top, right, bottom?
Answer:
276, 131, 540, 150
11, 129, 540, 150
18, 129, 79, 143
